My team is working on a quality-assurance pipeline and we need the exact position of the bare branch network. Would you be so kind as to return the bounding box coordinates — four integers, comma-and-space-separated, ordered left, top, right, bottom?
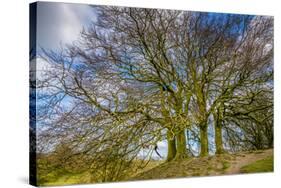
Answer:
33, 6, 273, 183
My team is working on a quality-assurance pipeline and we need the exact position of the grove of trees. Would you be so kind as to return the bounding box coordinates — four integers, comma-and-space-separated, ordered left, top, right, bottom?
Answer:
33, 6, 273, 183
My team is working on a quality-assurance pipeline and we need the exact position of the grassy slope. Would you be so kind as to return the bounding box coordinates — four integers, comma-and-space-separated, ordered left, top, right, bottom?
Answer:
131, 154, 233, 180
39, 171, 92, 186
39, 149, 273, 186
39, 160, 162, 186
131, 149, 273, 180
240, 156, 274, 173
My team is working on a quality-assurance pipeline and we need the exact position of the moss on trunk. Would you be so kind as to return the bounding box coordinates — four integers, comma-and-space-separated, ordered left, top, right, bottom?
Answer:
166, 131, 177, 162
175, 129, 188, 160
214, 106, 224, 154
200, 125, 209, 157
215, 120, 224, 154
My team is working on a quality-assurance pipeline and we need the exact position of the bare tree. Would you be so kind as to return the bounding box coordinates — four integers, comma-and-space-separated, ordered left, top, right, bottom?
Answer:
35, 6, 273, 182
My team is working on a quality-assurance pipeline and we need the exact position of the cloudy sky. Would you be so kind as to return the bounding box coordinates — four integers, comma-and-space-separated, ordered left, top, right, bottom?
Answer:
36, 2, 96, 50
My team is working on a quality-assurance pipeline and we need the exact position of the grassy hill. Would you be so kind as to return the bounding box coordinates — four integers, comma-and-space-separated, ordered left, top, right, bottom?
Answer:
130, 149, 273, 181
39, 149, 273, 186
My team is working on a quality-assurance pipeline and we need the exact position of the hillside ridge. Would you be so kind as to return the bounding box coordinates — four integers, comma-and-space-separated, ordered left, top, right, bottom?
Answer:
130, 149, 273, 180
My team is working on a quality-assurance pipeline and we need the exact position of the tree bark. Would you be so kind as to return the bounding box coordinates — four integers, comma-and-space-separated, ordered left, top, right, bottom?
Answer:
214, 106, 225, 154
175, 129, 188, 160
166, 130, 176, 162
200, 125, 209, 157
215, 120, 224, 154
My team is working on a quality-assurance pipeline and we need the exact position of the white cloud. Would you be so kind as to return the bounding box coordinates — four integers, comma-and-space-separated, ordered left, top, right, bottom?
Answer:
36, 2, 96, 50
35, 57, 52, 80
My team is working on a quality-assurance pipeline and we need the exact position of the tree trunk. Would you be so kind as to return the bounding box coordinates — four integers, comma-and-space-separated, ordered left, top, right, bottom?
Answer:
214, 106, 224, 154
175, 129, 188, 160
200, 125, 209, 157
166, 131, 176, 162
215, 120, 224, 154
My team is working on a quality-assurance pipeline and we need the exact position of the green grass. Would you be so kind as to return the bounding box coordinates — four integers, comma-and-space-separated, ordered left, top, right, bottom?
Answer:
240, 156, 273, 173
38, 152, 273, 185
39, 171, 92, 186
38, 160, 163, 186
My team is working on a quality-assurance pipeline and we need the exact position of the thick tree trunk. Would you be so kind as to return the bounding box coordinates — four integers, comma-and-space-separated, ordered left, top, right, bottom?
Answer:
166, 131, 176, 162
200, 125, 209, 157
215, 120, 224, 154
214, 106, 225, 154
175, 129, 188, 160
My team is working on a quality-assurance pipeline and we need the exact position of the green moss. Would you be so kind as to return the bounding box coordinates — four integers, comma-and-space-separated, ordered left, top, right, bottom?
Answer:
240, 156, 273, 173
166, 131, 177, 162
174, 130, 188, 160
222, 161, 230, 170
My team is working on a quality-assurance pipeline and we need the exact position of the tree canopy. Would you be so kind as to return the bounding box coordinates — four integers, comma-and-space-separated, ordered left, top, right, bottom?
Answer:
34, 6, 273, 183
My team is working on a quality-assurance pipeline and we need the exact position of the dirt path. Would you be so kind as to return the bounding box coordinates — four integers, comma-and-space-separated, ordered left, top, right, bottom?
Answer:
225, 149, 273, 174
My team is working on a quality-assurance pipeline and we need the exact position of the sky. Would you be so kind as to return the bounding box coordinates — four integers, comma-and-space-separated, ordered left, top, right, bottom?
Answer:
35, 2, 97, 111
36, 2, 96, 50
